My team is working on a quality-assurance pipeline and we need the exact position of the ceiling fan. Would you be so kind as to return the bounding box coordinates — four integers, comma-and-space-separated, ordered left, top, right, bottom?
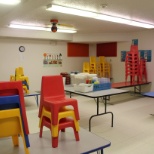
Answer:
9, 19, 77, 33
50, 19, 76, 33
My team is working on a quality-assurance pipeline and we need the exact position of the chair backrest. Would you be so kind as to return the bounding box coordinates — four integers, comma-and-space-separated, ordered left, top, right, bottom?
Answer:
39, 75, 65, 117
15, 67, 24, 81
0, 81, 29, 134
0, 95, 20, 110
90, 56, 96, 63
41, 75, 65, 99
83, 62, 89, 68
83, 62, 90, 72
99, 56, 106, 63
15, 67, 24, 76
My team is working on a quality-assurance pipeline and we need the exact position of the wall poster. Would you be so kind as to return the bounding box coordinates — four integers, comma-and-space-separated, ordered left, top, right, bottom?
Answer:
121, 50, 152, 62
43, 52, 62, 67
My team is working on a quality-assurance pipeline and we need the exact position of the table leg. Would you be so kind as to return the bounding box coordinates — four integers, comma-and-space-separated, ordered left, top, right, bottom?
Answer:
33, 95, 39, 106
89, 96, 114, 132
97, 149, 104, 154
35, 95, 38, 106
134, 85, 141, 94
101, 149, 103, 154
70, 92, 72, 98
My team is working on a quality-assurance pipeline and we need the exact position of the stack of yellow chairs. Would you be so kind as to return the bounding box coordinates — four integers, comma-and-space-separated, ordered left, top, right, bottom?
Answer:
97, 56, 111, 78
10, 67, 29, 94
82, 56, 111, 77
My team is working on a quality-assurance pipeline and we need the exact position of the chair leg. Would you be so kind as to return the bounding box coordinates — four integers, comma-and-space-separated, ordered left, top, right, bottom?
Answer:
39, 126, 43, 138
39, 117, 44, 138
52, 137, 58, 148
74, 130, 80, 141
17, 112, 30, 154
59, 118, 66, 132
20, 132, 30, 154
12, 135, 19, 146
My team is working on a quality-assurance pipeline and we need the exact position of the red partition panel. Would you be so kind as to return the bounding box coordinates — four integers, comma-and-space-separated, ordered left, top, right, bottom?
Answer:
97, 42, 117, 57
67, 43, 89, 57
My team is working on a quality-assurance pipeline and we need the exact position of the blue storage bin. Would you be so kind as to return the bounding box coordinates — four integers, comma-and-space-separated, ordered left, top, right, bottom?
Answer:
93, 83, 111, 91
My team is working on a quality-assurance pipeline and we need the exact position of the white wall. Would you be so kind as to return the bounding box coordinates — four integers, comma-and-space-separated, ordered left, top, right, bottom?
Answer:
0, 29, 154, 92
0, 38, 89, 91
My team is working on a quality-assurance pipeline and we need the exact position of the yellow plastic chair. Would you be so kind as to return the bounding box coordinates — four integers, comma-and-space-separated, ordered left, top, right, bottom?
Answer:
96, 56, 106, 77
0, 108, 29, 154
101, 62, 111, 78
89, 56, 97, 73
83, 62, 90, 73
98, 56, 106, 63
10, 75, 15, 81
15, 67, 29, 88
10, 67, 29, 94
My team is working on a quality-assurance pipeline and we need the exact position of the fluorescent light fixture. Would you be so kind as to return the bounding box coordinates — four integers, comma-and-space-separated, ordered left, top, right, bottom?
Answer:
96, 14, 130, 24
47, 4, 98, 18
0, 0, 21, 5
96, 14, 154, 29
46, 4, 154, 29
57, 29, 77, 33
9, 24, 47, 31
9, 24, 77, 33
128, 21, 154, 29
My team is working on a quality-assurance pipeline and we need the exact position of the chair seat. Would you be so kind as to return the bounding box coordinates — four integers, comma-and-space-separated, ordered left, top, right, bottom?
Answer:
43, 97, 80, 125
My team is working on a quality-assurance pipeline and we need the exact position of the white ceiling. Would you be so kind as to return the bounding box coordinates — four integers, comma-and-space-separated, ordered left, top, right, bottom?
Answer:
0, 0, 154, 34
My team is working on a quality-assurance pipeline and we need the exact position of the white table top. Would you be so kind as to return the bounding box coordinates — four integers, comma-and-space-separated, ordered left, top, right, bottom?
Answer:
65, 85, 129, 98
0, 128, 111, 154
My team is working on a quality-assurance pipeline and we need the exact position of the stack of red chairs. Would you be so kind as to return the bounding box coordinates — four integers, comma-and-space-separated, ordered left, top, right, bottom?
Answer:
125, 39, 148, 84
38, 75, 80, 148
125, 45, 140, 84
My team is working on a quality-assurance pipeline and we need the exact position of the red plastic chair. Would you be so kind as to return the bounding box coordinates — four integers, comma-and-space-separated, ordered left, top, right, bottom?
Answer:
38, 75, 80, 125
0, 81, 29, 135
38, 75, 80, 148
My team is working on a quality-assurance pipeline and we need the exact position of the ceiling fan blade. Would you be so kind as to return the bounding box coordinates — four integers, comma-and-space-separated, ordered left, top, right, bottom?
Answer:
57, 23, 74, 28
